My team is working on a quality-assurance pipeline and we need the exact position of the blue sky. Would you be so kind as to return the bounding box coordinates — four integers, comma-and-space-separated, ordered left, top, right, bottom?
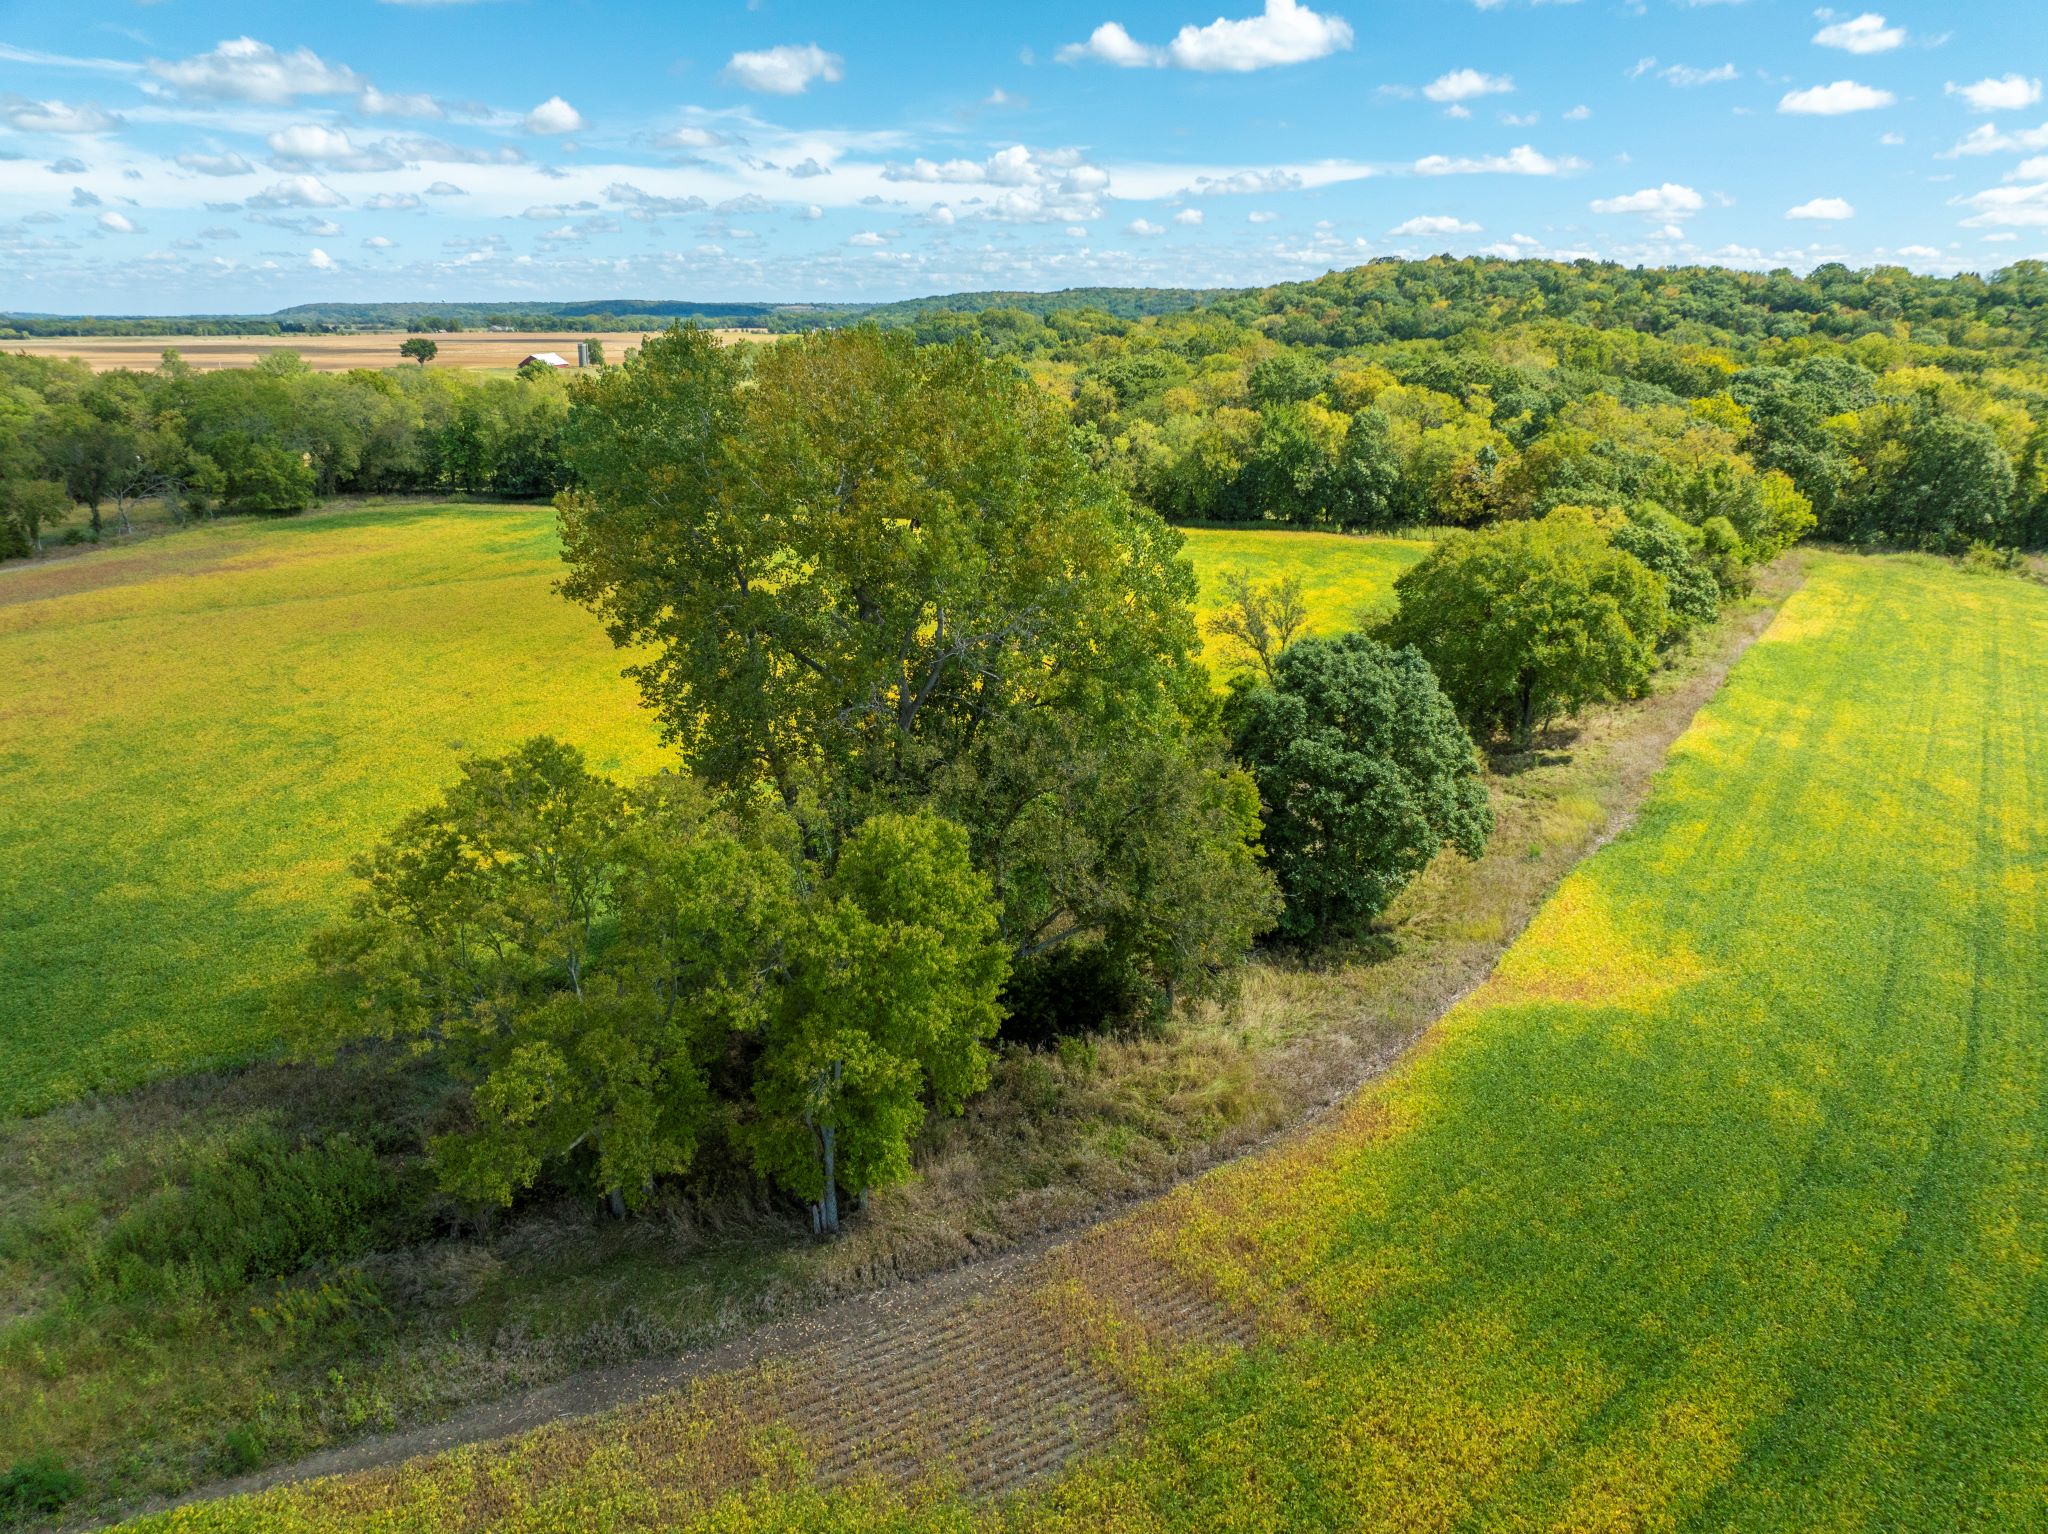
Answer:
2, 0, 2046, 313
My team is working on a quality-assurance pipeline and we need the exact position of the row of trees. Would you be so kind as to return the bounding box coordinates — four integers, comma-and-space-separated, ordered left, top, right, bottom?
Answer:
1041, 314, 2038, 551
9, 257, 2048, 558
313, 325, 1788, 1234
0, 348, 573, 557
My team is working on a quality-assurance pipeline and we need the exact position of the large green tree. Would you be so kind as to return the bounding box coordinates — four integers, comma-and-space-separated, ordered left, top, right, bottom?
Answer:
312, 740, 1009, 1232
747, 812, 1007, 1234
1230, 633, 1493, 941
556, 324, 1277, 1011
311, 741, 788, 1213
1383, 510, 1669, 749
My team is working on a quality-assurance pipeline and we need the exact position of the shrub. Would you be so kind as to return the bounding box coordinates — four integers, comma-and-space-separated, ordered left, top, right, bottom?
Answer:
0, 1455, 80, 1521
1001, 944, 1153, 1045
1229, 634, 1493, 941
91, 1129, 399, 1301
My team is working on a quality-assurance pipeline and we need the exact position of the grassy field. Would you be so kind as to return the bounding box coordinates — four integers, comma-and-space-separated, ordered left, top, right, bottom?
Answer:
0, 507, 1423, 1117
117, 552, 2048, 1531
0, 331, 766, 374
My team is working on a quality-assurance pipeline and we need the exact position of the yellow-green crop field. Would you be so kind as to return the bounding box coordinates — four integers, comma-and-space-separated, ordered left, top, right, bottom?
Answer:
0, 506, 1421, 1117
119, 553, 2048, 1531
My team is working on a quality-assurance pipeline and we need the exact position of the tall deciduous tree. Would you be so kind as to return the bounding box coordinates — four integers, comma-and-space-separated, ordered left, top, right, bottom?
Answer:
748, 812, 1007, 1235
556, 324, 1277, 1010
1383, 510, 1669, 749
311, 741, 785, 1213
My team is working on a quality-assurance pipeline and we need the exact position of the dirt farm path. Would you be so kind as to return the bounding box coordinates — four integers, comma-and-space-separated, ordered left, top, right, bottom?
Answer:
106, 566, 1804, 1528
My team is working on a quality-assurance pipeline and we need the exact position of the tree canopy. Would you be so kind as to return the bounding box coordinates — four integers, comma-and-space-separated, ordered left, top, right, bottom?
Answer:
1229, 633, 1494, 940
1383, 510, 1670, 748
556, 325, 1278, 1012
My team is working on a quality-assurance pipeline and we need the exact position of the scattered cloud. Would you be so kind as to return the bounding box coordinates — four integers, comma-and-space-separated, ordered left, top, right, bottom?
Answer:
359, 85, 445, 119
1787, 196, 1855, 219
524, 95, 584, 134
246, 174, 347, 208
1812, 12, 1905, 54
1423, 69, 1513, 104
1059, 0, 1352, 73
1948, 76, 2043, 114
1591, 183, 1705, 218
1957, 177, 2048, 228
1415, 144, 1584, 176
1174, 208, 1204, 225
1127, 217, 1165, 236
96, 210, 137, 233
1391, 214, 1481, 236
147, 37, 362, 104
723, 43, 844, 95
1183, 167, 1303, 196
1943, 121, 2048, 157
175, 150, 254, 176
1779, 80, 1896, 114
0, 94, 119, 133
1660, 64, 1740, 87
308, 247, 335, 269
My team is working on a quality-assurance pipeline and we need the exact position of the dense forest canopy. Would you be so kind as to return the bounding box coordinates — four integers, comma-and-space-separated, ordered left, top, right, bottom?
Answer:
5, 257, 2048, 557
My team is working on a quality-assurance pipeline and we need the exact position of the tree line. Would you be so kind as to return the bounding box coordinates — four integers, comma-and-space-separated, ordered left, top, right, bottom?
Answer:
305, 326, 1784, 1235
9, 256, 2048, 560
0, 347, 572, 556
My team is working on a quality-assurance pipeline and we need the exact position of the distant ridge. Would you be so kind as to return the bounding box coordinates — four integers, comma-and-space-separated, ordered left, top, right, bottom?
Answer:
1, 286, 1227, 339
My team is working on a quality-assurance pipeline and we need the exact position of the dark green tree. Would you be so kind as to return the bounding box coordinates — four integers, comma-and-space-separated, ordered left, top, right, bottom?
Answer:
1230, 633, 1493, 941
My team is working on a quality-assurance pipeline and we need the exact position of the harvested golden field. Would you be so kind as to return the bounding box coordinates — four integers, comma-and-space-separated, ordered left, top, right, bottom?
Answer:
0, 505, 1419, 1116
1, 330, 764, 374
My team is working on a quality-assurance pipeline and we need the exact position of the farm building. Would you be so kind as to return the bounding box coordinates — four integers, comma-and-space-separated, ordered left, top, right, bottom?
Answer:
518, 351, 571, 369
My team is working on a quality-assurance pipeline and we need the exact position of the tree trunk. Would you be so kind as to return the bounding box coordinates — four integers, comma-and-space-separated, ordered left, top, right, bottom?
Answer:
816, 1120, 840, 1236
809, 1058, 844, 1237
606, 1186, 626, 1219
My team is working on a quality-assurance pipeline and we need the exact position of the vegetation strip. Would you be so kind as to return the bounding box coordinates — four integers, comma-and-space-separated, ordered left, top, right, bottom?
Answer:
90, 558, 1814, 1532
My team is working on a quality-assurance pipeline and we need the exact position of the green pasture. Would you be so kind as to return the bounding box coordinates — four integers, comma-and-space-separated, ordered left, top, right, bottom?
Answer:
120, 552, 2048, 1531
0, 506, 1416, 1116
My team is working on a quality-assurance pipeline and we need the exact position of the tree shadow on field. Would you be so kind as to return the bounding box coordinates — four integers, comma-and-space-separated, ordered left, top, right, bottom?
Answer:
1488, 722, 1584, 777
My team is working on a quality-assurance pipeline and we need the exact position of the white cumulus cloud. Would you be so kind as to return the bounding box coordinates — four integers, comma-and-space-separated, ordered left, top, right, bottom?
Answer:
1423, 69, 1513, 103
1590, 183, 1705, 218
0, 95, 119, 134
524, 95, 584, 134
148, 37, 362, 104
722, 43, 844, 95
1813, 13, 1905, 54
1787, 196, 1855, 219
1414, 144, 1583, 176
1779, 80, 1896, 114
1391, 214, 1482, 235
247, 174, 348, 208
309, 247, 336, 269
1058, 0, 1352, 73
96, 210, 137, 234
1948, 76, 2044, 114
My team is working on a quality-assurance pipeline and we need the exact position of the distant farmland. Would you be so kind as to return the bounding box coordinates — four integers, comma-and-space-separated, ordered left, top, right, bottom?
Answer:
2, 328, 763, 373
